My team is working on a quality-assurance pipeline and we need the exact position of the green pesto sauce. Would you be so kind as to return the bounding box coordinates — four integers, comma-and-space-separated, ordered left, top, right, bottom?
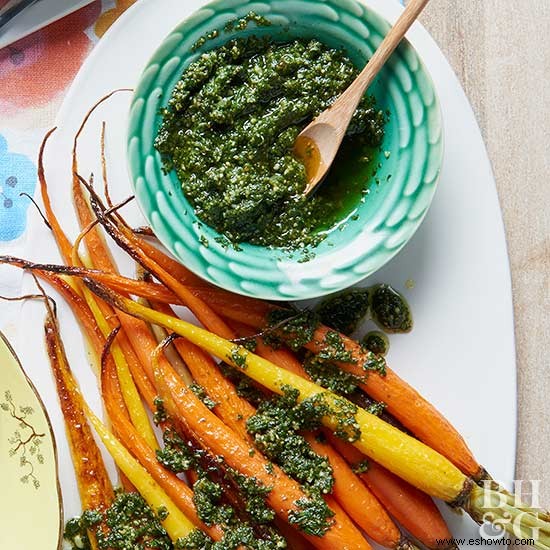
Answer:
317, 284, 413, 336
64, 491, 172, 550
156, 36, 386, 250
317, 289, 371, 336
156, 425, 285, 549
370, 284, 413, 333
362, 330, 390, 355
265, 308, 319, 351
189, 382, 217, 410
303, 330, 363, 395
246, 386, 335, 495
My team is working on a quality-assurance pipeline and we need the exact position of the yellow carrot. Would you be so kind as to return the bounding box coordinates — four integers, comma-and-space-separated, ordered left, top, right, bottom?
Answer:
83, 403, 197, 541
80, 282, 158, 450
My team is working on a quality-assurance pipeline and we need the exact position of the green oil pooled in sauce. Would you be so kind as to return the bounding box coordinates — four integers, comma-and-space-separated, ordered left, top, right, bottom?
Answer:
156, 35, 386, 250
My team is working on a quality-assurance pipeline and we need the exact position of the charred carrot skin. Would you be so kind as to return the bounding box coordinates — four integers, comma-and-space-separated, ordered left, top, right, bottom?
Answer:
44, 311, 113, 550
77, 176, 234, 339
327, 433, 453, 550
44, 315, 114, 511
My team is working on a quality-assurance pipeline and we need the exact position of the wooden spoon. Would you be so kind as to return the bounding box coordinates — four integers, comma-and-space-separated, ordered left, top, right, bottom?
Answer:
295, 0, 430, 196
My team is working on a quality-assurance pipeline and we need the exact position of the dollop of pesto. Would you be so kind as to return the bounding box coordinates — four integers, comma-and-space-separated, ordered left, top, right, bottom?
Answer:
156, 425, 285, 548
362, 330, 390, 355
156, 427, 201, 473
370, 284, 413, 333
156, 37, 386, 249
317, 289, 371, 335
64, 491, 172, 550
246, 386, 335, 495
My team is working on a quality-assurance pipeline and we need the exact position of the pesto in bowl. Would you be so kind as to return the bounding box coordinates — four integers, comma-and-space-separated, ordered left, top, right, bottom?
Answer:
155, 32, 386, 250
128, 0, 443, 300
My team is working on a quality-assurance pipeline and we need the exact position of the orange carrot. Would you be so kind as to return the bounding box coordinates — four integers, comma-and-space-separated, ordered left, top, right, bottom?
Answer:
37, 270, 105, 348
100, 342, 224, 541
152, 351, 371, 550
327, 433, 453, 549
79, 179, 234, 338
152, 301, 256, 441
44, 308, 113, 550
304, 325, 481, 478
131, 237, 207, 287
306, 434, 402, 548
274, 518, 316, 550
38, 128, 74, 265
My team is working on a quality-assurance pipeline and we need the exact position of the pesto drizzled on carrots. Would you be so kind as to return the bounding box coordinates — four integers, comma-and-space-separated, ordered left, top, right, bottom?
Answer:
155, 35, 386, 250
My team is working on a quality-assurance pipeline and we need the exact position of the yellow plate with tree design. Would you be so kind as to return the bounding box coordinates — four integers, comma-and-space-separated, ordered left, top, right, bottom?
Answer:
0, 331, 62, 549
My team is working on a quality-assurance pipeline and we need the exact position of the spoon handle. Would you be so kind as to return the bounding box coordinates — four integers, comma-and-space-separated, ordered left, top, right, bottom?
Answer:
341, 0, 430, 107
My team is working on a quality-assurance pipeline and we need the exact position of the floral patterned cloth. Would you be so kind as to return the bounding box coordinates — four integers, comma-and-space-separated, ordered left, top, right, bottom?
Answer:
0, 1, 136, 331
0, 1, 135, 240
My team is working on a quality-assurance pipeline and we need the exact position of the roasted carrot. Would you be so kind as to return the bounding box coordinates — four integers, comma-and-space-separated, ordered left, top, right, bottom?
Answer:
131, 236, 207, 287
306, 434, 402, 548
302, 324, 482, 478
67, 164, 179, 432
209, 293, 482, 479
37, 269, 105, 349
78, 176, 234, 338
100, 339, 224, 541
78, 282, 158, 449
152, 301, 255, 441
246, 323, 451, 549
84, 405, 198, 542
150, 349, 371, 550
44, 306, 113, 550
327, 434, 453, 550
274, 518, 316, 550
233, 322, 405, 549
38, 128, 74, 266
155, 304, 411, 549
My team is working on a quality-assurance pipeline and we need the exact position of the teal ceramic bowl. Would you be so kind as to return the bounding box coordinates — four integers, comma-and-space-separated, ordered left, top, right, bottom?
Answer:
128, 0, 443, 301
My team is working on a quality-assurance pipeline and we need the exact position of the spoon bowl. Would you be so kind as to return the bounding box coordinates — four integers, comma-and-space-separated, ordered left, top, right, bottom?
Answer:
296, 0, 430, 195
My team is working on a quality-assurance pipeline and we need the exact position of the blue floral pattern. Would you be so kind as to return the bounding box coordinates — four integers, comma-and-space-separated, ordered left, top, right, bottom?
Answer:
0, 134, 37, 242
